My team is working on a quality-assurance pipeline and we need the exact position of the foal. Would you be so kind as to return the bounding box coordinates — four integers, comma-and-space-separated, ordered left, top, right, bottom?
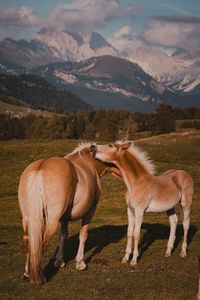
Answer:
18, 143, 120, 284
91, 141, 193, 266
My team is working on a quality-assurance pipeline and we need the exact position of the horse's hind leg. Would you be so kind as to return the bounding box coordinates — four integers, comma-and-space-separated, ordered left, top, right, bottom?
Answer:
43, 221, 59, 252
76, 205, 97, 271
180, 182, 193, 257
165, 208, 178, 257
54, 219, 68, 268
180, 206, 191, 257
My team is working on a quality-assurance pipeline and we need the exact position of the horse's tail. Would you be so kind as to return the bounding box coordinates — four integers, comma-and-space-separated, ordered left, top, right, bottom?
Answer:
27, 171, 47, 284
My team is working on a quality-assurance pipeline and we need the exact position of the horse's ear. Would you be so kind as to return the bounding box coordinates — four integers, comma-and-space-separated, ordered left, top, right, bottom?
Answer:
121, 137, 128, 143
120, 142, 131, 150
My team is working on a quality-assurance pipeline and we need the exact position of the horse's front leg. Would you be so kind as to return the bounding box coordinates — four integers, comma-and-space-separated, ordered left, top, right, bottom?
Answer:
130, 209, 144, 267
76, 205, 97, 271
54, 219, 68, 268
122, 206, 135, 263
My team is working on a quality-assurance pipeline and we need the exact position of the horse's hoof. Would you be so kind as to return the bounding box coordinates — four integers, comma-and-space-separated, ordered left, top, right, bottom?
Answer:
164, 252, 171, 257
23, 272, 29, 279
30, 275, 46, 285
41, 276, 46, 284
54, 260, 65, 268
180, 251, 186, 258
59, 262, 65, 268
76, 260, 87, 271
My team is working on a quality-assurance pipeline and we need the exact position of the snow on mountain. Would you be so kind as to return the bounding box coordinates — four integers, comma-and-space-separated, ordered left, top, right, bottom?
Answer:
34, 27, 118, 61
34, 26, 79, 60
127, 47, 200, 94
33, 55, 192, 112
0, 25, 199, 97
0, 25, 118, 71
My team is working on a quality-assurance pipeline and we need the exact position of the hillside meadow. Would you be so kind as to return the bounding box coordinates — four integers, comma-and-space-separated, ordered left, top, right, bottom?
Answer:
0, 133, 200, 299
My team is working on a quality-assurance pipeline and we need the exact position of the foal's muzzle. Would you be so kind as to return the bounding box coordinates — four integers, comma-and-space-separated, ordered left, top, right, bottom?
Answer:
90, 145, 97, 158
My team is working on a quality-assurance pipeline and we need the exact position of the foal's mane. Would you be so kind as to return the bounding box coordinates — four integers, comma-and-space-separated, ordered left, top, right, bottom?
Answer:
71, 142, 96, 154
117, 140, 156, 175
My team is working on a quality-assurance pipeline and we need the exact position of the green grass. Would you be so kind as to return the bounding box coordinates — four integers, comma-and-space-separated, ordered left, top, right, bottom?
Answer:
0, 101, 59, 118
0, 137, 200, 299
176, 119, 200, 129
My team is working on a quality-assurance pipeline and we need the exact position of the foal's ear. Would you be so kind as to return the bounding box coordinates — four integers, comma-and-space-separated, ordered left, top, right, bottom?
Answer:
120, 142, 131, 150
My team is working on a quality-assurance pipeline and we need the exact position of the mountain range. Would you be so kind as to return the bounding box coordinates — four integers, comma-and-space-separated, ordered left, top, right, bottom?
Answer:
33, 55, 200, 112
0, 25, 199, 112
0, 25, 117, 69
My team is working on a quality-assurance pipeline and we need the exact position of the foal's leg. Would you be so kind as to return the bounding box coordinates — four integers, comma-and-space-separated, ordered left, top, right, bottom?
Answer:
122, 207, 135, 263
130, 209, 144, 267
180, 206, 190, 257
165, 208, 178, 257
76, 206, 97, 271
54, 219, 68, 267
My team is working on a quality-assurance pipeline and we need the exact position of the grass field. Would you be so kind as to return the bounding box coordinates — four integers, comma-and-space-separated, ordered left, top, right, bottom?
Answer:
0, 101, 59, 118
0, 134, 200, 300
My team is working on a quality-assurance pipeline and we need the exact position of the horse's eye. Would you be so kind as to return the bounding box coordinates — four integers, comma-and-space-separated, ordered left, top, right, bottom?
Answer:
108, 144, 113, 148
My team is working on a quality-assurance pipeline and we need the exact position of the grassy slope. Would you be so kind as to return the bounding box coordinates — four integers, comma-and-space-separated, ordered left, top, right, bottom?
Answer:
0, 100, 59, 118
0, 136, 199, 300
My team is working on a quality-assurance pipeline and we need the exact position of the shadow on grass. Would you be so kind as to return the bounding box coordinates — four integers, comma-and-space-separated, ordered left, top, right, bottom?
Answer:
44, 223, 197, 281
139, 223, 197, 261
44, 224, 127, 281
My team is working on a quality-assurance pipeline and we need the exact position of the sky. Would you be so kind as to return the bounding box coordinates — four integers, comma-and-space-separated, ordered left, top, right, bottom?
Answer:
0, 0, 200, 53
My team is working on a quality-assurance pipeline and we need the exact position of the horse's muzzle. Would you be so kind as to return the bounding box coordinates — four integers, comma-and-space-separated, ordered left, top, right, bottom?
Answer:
90, 145, 97, 158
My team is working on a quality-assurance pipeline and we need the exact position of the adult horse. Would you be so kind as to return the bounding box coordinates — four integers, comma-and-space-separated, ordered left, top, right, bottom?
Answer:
18, 143, 120, 284
90, 141, 193, 266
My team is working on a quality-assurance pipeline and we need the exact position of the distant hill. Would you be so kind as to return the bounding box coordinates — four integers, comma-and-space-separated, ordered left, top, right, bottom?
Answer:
0, 74, 93, 113
32, 55, 200, 112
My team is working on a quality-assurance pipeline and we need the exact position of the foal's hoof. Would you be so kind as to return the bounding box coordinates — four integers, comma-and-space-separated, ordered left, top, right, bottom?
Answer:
76, 260, 87, 271
121, 257, 129, 264
54, 259, 65, 268
164, 251, 171, 257
130, 260, 137, 267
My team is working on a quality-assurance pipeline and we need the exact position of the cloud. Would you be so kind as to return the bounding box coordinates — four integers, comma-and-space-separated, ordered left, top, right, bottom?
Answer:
0, 6, 44, 40
152, 15, 200, 24
48, 0, 141, 32
108, 26, 145, 54
143, 16, 200, 52
161, 3, 195, 16
0, 6, 42, 27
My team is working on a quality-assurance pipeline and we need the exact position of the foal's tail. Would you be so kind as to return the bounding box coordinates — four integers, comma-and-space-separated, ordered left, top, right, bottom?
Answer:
27, 171, 47, 284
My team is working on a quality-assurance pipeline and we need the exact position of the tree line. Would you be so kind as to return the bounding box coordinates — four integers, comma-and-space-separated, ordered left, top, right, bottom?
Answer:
1, 104, 200, 141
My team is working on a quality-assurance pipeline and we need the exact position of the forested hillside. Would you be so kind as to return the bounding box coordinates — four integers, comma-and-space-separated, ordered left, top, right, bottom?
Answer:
0, 74, 92, 113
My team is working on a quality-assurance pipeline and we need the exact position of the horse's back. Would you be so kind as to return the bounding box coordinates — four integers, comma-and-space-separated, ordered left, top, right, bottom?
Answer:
161, 169, 193, 191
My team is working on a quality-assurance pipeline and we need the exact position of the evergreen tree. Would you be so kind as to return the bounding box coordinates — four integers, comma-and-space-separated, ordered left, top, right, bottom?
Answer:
150, 104, 175, 134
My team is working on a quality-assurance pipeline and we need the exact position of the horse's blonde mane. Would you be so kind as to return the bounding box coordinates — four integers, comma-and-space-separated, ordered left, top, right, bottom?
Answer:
71, 142, 96, 154
116, 140, 156, 174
